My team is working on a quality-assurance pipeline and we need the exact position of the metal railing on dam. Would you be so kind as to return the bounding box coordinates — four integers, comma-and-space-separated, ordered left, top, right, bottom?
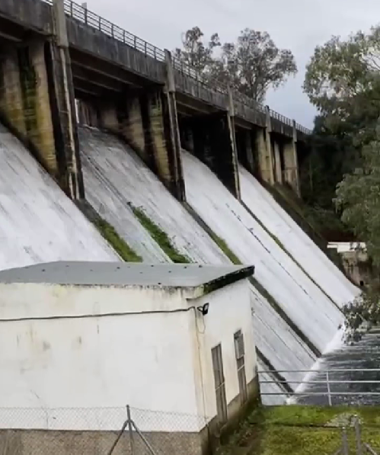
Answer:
39, 0, 312, 137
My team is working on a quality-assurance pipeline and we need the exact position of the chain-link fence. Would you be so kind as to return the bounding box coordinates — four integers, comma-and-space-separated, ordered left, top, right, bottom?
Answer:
0, 406, 209, 455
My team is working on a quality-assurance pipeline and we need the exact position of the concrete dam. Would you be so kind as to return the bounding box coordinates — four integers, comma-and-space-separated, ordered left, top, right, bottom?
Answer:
0, 0, 358, 401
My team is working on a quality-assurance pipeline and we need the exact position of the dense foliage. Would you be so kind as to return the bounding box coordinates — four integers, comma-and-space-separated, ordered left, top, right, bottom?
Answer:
304, 26, 380, 333
302, 28, 380, 210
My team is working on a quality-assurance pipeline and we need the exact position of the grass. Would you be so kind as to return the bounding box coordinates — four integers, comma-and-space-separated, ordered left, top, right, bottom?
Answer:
77, 200, 142, 262
210, 233, 242, 265
217, 405, 380, 455
130, 204, 190, 263
182, 201, 243, 266
93, 217, 142, 262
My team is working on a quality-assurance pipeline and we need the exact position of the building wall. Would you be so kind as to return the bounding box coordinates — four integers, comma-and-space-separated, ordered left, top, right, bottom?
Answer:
0, 283, 200, 431
328, 243, 370, 287
0, 278, 256, 434
189, 279, 258, 423
341, 250, 371, 287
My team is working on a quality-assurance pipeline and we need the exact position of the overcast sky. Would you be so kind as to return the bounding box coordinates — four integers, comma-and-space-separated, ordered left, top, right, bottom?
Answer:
85, 0, 380, 128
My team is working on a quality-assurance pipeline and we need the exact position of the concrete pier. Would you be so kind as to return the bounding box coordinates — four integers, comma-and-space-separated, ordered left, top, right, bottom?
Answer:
0, 0, 83, 198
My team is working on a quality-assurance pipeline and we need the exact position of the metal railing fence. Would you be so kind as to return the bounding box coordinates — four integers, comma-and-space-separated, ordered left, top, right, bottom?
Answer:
259, 368, 380, 406
40, 0, 312, 135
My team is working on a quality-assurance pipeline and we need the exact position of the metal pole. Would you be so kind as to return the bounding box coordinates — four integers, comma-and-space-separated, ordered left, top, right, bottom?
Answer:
52, 0, 69, 48
363, 443, 379, 455
354, 415, 362, 455
106, 419, 129, 455
326, 371, 332, 406
164, 50, 175, 93
342, 427, 349, 455
127, 405, 135, 455
82, 3, 87, 24
131, 421, 156, 455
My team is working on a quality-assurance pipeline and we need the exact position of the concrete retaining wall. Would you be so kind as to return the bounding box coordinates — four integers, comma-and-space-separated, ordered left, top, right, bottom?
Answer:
0, 429, 204, 455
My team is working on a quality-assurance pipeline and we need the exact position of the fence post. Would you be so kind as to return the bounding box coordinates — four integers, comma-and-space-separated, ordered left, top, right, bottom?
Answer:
342, 427, 349, 455
326, 371, 332, 406
81, 2, 87, 24
106, 418, 129, 455
354, 415, 363, 455
127, 405, 135, 455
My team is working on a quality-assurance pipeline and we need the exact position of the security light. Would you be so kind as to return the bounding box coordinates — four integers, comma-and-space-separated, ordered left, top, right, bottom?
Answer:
197, 303, 209, 316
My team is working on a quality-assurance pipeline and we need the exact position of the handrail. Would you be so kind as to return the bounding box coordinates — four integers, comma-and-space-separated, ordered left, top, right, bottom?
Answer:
259, 369, 380, 406
259, 369, 380, 373
41, 0, 312, 135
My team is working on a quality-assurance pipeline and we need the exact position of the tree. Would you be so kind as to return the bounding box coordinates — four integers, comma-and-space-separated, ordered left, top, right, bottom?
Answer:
303, 27, 380, 338
301, 27, 380, 223
218, 29, 297, 103
336, 123, 380, 266
304, 27, 380, 137
173, 27, 220, 75
174, 27, 297, 104
335, 122, 380, 337
300, 115, 359, 210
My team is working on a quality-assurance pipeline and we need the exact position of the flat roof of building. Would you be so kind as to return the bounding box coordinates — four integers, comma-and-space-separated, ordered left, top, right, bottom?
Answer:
0, 261, 254, 289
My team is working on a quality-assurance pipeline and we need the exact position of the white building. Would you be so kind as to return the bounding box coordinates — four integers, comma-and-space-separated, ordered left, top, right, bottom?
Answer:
328, 242, 369, 286
0, 262, 258, 454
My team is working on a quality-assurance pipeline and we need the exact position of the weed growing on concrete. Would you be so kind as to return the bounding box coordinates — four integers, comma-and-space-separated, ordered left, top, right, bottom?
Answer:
77, 200, 142, 262
130, 205, 190, 263
94, 217, 142, 262
210, 233, 242, 265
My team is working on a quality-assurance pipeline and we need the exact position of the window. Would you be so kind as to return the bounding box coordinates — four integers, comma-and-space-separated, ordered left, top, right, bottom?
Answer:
211, 344, 227, 424
234, 330, 247, 403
